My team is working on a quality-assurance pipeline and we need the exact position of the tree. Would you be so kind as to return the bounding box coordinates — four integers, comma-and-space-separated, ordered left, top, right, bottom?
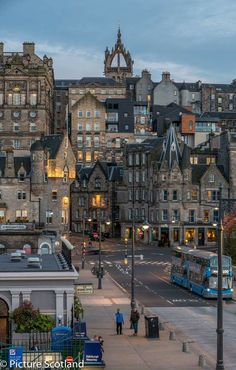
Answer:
11, 300, 55, 333
223, 211, 236, 264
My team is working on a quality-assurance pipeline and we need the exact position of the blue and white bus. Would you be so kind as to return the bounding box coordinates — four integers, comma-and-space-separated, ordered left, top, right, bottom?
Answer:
170, 246, 234, 298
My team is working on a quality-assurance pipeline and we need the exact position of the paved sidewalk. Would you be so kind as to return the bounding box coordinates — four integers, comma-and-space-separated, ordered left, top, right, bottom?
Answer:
77, 266, 214, 370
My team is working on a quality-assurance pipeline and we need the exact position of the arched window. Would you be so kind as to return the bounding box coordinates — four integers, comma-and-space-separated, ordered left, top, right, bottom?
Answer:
63, 166, 69, 183
39, 243, 50, 255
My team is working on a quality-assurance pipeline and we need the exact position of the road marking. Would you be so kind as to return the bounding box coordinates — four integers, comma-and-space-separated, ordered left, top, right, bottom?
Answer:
150, 271, 172, 285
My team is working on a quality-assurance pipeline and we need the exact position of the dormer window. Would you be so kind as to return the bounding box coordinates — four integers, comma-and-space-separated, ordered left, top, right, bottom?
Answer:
19, 173, 25, 182
209, 174, 215, 183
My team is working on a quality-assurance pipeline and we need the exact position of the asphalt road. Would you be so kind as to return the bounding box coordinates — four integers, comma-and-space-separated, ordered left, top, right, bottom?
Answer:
83, 241, 214, 308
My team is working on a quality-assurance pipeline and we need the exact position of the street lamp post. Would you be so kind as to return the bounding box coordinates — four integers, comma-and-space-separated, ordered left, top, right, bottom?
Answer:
216, 186, 224, 370
131, 215, 135, 309
81, 218, 86, 269
98, 218, 102, 289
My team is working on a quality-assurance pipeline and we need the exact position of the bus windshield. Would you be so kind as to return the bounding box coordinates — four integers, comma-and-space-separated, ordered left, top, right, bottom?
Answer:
209, 276, 233, 290
210, 256, 231, 269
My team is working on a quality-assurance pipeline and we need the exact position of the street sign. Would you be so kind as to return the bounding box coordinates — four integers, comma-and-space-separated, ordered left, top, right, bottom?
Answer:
9, 347, 23, 368
84, 341, 103, 365
76, 283, 94, 295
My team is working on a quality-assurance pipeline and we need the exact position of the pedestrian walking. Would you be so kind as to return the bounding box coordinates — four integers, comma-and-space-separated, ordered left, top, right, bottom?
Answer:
130, 308, 140, 336
115, 308, 124, 335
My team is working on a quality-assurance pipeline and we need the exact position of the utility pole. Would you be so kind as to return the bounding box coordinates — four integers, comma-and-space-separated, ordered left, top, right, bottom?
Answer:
216, 185, 224, 370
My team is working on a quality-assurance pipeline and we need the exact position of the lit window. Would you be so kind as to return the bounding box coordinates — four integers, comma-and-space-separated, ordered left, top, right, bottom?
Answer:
30, 93, 37, 106
86, 152, 91, 162
190, 156, 198, 164
61, 210, 67, 224
191, 190, 198, 201
207, 228, 217, 242
204, 210, 209, 223
77, 151, 83, 161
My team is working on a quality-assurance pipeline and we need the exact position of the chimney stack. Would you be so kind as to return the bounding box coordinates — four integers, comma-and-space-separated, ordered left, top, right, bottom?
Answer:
0, 42, 4, 57
162, 71, 171, 82
23, 42, 35, 56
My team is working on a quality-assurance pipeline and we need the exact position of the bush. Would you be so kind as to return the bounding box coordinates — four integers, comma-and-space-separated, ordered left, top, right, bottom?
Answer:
11, 300, 55, 333
224, 238, 236, 265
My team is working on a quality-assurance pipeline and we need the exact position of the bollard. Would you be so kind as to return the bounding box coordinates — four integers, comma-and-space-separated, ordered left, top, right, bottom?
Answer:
169, 331, 176, 340
198, 354, 206, 367
182, 342, 189, 353
159, 322, 165, 331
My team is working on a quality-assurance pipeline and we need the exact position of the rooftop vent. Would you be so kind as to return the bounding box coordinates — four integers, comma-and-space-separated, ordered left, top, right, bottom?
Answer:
11, 252, 22, 262
27, 257, 42, 269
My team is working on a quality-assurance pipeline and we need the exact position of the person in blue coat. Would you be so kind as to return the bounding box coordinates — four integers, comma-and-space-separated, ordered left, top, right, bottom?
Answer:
115, 308, 124, 335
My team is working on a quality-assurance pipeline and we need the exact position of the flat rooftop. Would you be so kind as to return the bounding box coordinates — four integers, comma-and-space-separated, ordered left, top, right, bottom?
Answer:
0, 253, 73, 272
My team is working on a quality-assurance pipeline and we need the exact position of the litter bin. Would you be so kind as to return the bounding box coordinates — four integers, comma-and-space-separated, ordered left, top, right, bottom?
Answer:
145, 316, 159, 338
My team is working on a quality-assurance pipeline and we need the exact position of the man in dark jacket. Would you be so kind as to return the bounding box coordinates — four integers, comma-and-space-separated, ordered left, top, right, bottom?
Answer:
115, 308, 124, 335
130, 309, 140, 336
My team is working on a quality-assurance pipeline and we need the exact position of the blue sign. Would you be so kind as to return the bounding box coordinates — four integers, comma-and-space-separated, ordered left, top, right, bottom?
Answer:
73, 322, 87, 338
51, 326, 72, 351
9, 347, 23, 368
84, 341, 103, 364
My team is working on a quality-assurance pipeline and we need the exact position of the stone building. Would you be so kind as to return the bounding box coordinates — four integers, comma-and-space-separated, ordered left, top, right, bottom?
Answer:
0, 134, 76, 250
104, 28, 133, 82
0, 244, 78, 340
0, 42, 54, 152
70, 92, 106, 164
71, 161, 123, 237
119, 125, 229, 247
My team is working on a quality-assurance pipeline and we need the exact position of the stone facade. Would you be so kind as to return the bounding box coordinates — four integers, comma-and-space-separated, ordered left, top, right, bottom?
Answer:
71, 161, 123, 237
118, 126, 229, 247
0, 42, 54, 153
0, 134, 76, 244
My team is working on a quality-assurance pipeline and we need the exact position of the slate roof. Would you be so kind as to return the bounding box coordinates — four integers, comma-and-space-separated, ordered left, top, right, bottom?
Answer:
191, 164, 228, 184
0, 253, 71, 272
79, 77, 120, 86
31, 135, 64, 159
0, 156, 31, 177
201, 83, 236, 93
199, 112, 236, 120
55, 79, 81, 87
14, 157, 31, 176
175, 82, 201, 92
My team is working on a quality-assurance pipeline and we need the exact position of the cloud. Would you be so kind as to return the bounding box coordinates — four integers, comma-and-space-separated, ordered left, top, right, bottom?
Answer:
1, 38, 231, 83
134, 57, 212, 83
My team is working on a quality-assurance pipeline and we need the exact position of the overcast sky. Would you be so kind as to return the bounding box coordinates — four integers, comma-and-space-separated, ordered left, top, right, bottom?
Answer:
1, 0, 236, 83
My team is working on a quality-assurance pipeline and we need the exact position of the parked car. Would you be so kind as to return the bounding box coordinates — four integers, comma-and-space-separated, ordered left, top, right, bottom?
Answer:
85, 243, 100, 255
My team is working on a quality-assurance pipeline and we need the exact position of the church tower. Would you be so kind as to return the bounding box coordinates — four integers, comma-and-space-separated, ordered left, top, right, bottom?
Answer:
104, 28, 133, 82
